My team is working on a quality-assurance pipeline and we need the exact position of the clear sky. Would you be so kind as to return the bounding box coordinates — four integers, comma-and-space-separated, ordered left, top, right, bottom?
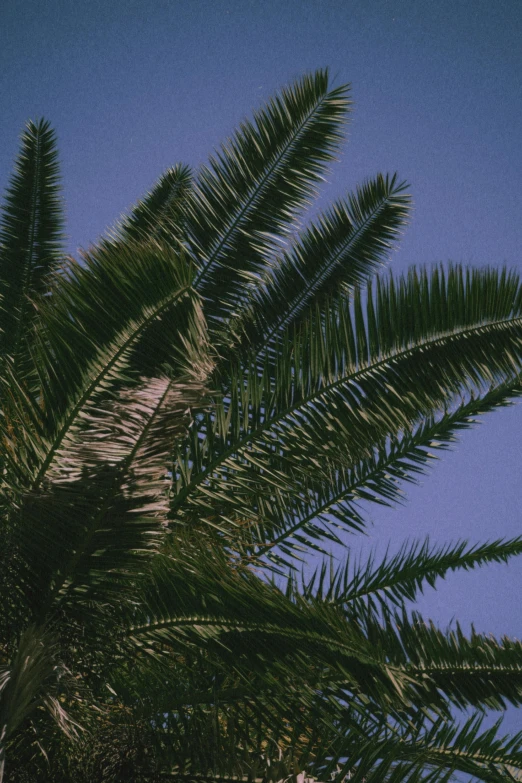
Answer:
2, 0, 522, 702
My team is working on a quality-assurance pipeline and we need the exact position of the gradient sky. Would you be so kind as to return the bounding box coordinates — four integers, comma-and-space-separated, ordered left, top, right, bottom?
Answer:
2, 0, 522, 720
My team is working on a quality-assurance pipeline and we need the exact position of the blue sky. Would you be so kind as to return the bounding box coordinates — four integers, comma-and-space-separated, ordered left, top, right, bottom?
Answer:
2, 0, 522, 678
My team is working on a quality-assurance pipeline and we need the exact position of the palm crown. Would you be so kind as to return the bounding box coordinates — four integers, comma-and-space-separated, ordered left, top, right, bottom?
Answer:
2, 71, 522, 782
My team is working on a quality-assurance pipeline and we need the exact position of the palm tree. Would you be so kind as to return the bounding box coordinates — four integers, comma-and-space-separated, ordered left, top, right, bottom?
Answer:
2, 71, 522, 782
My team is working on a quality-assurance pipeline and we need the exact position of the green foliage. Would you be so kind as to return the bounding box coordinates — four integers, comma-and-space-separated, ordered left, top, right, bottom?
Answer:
1, 71, 522, 782
0, 119, 64, 372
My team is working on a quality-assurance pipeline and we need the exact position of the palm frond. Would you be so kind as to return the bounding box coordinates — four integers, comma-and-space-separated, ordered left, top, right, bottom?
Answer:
171, 266, 522, 560
302, 536, 522, 612
186, 69, 351, 324
0, 244, 211, 625
48, 375, 208, 612
359, 608, 522, 711
323, 712, 522, 783
126, 550, 415, 712
4, 73, 522, 781
0, 119, 64, 366
125, 662, 338, 783
405, 714, 522, 783
253, 380, 522, 563
4, 368, 210, 627
0, 626, 81, 782
1, 252, 200, 493
225, 173, 411, 361
36, 241, 200, 414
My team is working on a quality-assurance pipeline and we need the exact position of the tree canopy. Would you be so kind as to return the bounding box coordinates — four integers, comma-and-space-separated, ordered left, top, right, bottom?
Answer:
2, 70, 522, 782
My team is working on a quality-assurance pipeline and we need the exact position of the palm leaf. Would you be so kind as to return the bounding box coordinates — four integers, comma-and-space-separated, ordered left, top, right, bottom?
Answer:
253, 380, 522, 563
186, 69, 351, 324
4, 73, 522, 780
171, 266, 522, 560
382, 610, 522, 711
0, 244, 211, 627
126, 550, 415, 712
323, 712, 522, 783
35, 241, 200, 418
110, 163, 192, 247
1, 254, 198, 493
302, 536, 522, 612
4, 366, 210, 628
225, 173, 411, 362
0, 119, 64, 366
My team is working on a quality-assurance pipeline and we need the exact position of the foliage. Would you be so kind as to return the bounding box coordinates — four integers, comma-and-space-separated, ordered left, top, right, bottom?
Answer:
2, 70, 522, 782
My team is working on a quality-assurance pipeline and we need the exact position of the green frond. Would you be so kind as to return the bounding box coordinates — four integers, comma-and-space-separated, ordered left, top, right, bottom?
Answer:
133, 663, 336, 782
126, 551, 414, 712
37, 241, 200, 413
302, 536, 522, 612
226, 173, 411, 361
48, 375, 208, 612
171, 266, 522, 559
2, 254, 201, 492
362, 609, 522, 711
0, 119, 64, 366
0, 246, 211, 626
0, 241, 206, 497
396, 713, 522, 782
4, 367, 210, 626
254, 380, 522, 563
187, 69, 351, 323
324, 712, 522, 783
109, 163, 192, 246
